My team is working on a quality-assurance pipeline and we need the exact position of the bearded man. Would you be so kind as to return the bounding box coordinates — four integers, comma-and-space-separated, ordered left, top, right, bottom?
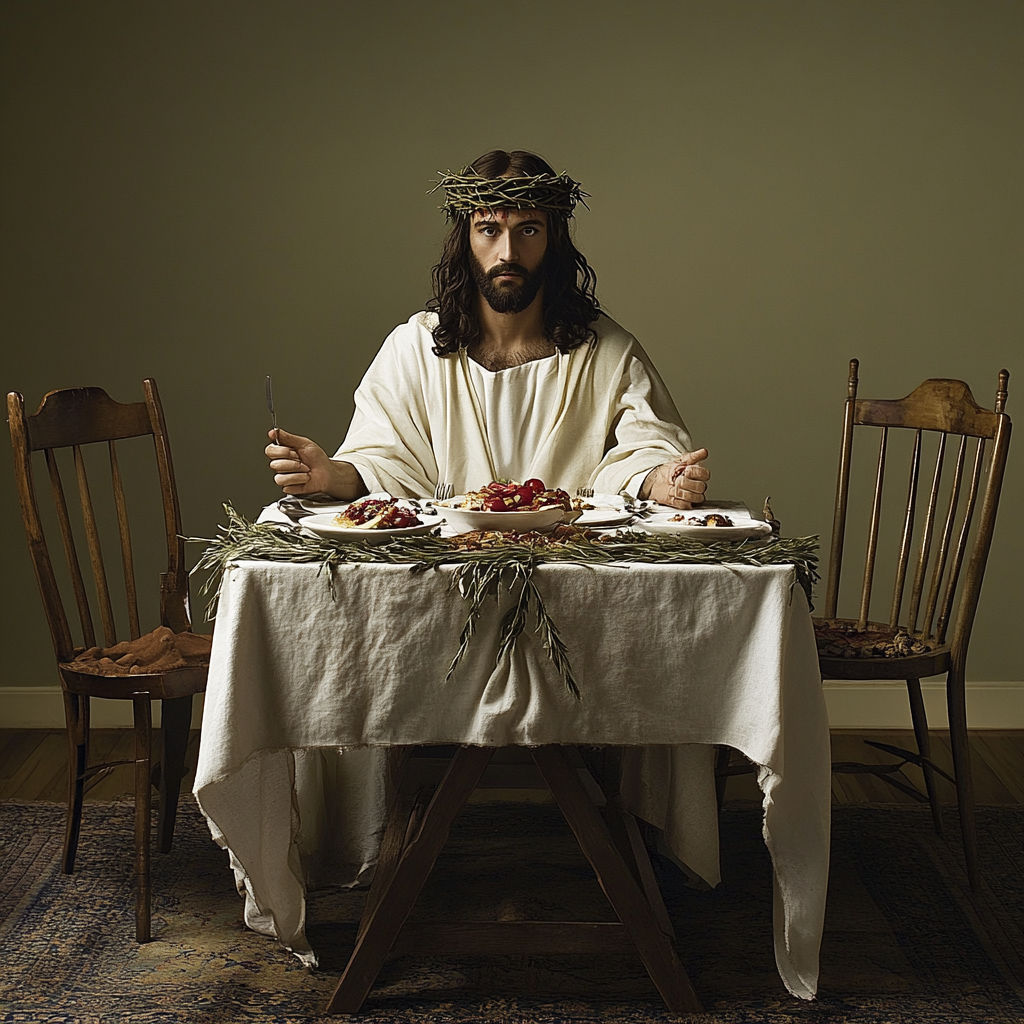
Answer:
266, 149, 709, 506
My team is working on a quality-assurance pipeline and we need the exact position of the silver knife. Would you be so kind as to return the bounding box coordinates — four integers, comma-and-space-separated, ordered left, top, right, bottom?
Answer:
265, 375, 279, 443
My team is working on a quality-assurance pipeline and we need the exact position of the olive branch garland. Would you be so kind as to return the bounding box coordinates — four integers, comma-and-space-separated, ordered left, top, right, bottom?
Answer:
189, 504, 819, 700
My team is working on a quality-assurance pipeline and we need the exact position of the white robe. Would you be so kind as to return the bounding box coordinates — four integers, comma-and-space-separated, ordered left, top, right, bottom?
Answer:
333, 311, 694, 496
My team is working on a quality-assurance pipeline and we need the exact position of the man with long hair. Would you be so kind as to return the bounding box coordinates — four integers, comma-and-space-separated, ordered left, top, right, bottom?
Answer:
266, 149, 709, 506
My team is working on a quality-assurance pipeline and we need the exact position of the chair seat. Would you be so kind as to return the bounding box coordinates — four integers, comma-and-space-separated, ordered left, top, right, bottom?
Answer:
813, 618, 950, 680
60, 626, 211, 699
59, 663, 208, 700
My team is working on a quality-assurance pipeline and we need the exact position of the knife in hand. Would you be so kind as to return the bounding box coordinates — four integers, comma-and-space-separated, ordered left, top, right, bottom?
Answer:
265, 375, 279, 444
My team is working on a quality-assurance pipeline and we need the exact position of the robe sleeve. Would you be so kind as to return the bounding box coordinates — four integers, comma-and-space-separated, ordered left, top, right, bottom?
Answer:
331, 325, 439, 497
589, 341, 694, 496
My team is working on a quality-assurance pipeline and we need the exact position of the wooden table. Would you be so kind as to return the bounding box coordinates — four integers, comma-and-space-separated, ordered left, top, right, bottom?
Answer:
194, 556, 831, 1011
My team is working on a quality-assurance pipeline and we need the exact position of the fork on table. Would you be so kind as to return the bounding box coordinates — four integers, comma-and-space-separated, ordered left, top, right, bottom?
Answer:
434, 481, 454, 502
618, 490, 653, 517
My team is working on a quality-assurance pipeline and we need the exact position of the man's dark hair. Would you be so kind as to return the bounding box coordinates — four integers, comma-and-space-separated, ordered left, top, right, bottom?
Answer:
428, 150, 600, 357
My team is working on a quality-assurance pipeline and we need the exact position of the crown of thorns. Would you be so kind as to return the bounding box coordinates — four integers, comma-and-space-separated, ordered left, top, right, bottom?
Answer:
429, 169, 590, 218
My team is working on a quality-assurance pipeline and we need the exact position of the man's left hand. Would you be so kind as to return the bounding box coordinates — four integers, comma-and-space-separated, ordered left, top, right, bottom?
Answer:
640, 448, 710, 509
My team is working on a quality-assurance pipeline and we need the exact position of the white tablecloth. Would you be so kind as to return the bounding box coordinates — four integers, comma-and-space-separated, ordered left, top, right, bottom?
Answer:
194, 556, 830, 1001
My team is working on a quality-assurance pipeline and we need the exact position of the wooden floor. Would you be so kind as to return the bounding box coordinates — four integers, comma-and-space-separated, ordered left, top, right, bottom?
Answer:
1, 728, 1021, 805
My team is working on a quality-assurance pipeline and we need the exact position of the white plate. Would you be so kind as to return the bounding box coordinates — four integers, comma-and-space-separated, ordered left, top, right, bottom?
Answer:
300, 511, 442, 543
577, 508, 635, 528
436, 499, 567, 535
569, 493, 631, 528
638, 513, 772, 541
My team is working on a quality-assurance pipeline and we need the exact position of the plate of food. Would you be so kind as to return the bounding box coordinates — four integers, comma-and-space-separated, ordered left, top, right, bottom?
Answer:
638, 510, 773, 540
300, 497, 442, 542
437, 478, 574, 534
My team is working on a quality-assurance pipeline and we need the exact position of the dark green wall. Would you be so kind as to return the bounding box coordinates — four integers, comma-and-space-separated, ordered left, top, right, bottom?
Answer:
2, 0, 1021, 685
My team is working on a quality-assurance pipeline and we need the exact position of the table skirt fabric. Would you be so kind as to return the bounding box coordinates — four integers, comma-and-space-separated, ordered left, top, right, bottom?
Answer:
194, 559, 830, 1000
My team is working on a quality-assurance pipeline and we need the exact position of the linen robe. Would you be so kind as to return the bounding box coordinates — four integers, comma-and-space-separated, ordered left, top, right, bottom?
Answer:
333, 311, 694, 496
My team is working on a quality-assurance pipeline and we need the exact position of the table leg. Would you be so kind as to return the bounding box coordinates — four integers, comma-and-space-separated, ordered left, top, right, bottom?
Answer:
326, 744, 494, 1014
531, 745, 703, 1015
578, 746, 676, 940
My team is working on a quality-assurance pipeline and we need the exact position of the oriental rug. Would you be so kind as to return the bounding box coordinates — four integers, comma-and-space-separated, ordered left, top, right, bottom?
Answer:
1, 798, 1021, 1024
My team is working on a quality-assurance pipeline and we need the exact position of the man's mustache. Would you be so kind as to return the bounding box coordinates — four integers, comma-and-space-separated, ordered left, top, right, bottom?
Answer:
488, 263, 530, 281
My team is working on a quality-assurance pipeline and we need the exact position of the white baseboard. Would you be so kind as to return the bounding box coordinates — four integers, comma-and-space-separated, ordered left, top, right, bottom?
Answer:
1, 683, 1021, 731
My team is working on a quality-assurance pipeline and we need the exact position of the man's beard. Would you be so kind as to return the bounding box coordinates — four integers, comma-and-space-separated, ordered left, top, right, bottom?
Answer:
471, 253, 547, 314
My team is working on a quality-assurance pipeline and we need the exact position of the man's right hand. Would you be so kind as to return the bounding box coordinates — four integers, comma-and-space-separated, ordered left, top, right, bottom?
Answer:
265, 429, 368, 499
639, 448, 710, 509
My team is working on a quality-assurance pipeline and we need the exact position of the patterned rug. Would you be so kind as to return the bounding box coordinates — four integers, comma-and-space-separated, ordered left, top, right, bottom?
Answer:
1, 797, 1021, 1023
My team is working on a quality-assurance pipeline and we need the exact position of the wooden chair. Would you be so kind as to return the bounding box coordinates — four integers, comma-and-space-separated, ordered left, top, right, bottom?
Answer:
816, 360, 1011, 890
7, 380, 210, 941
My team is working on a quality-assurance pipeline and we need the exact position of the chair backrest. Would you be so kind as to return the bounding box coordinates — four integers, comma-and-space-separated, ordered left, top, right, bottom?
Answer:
8, 379, 191, 664
824, 360, 1011, 663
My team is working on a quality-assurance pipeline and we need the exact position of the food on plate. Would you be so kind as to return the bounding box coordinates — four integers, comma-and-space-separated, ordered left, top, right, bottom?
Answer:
456, 478, 572, 513
669, 512, 734, 527
333, 497, 422, 530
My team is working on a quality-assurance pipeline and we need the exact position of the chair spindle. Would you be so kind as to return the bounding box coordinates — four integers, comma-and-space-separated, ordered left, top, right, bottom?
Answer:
824, 359, 859, 618
922, 434, 967, 639
936, 438, 986, 644
857, 426, 888, 630
890, 429, 922, 628
109, 440, 141, 640
907, 433, 946, 634
45, 448, 96, 650
73, 444, 117, 647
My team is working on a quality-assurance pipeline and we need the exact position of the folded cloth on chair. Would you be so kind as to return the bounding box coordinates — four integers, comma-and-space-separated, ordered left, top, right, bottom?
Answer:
69, 626, 212, 675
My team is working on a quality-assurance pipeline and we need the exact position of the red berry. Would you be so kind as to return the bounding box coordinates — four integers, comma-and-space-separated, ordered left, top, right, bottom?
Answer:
523, 478, 545, 495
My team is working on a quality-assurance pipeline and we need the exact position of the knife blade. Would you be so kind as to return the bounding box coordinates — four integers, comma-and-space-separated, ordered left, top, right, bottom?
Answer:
265, 375, 279, 443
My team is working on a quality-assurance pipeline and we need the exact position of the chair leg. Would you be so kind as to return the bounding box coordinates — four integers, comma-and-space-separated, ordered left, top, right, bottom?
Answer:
133, 694, 153, 943
906, 678, 942, 835
946, 665, 980, 891
61, 690, 89, 874
157, 695, 192, 854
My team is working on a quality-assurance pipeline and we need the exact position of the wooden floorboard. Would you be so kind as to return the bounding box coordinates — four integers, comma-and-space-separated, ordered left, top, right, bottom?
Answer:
0, 731, 48, 792
1, 729, 204, 803
1, 732, 64, 801
970, 733, 1024, 803
0, 729, 1021, 806
719, 730, 1024, 807
970, 733, 1024, 802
